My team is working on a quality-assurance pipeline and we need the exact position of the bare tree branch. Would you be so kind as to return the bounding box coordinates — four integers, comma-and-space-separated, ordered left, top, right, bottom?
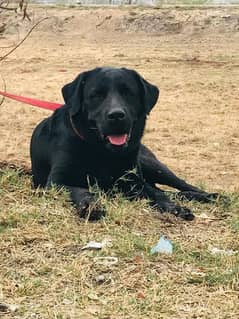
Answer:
0, 17, 50, 62
0, 0, 9, 8
22, 2, 31, 21
0, 6, 17, 11
0, 0, 29, 18
0, 74, 6, 107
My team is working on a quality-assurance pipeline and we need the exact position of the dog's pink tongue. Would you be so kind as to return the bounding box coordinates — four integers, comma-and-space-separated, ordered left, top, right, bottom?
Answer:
108, 134, 128, 146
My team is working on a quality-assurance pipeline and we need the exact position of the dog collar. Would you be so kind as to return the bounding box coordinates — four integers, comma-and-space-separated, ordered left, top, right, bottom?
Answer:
69, 113, 84, 140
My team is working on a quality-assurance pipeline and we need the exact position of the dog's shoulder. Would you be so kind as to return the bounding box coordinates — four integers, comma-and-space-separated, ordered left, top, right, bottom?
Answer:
35, 104, 69, 138
50, 104, 70, 128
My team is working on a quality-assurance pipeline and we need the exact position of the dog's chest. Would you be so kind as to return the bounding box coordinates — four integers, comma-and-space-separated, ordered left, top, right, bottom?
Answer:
67, 145, 139, 189
73, 149, 136, 187
88, 157, 134, 188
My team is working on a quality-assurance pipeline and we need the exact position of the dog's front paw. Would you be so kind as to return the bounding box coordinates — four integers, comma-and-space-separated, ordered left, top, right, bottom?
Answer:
70, 188, 106, 221
177, 191, 219, 203
78, 203, 106, 221
171, 205, 195, 221
154, 201, 195, 221
77, 195, 106, 221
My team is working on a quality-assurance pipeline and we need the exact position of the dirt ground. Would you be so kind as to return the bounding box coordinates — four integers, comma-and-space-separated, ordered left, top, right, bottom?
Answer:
0, 5, 239, 193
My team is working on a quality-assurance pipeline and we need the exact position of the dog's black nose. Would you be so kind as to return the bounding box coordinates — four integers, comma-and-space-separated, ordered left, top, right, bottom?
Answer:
107, 109, 126, 121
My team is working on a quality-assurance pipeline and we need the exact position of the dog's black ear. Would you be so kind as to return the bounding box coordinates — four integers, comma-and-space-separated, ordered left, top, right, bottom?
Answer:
62, 71, 90, 116
129, 69, 159, 114
140, 76, 159, 114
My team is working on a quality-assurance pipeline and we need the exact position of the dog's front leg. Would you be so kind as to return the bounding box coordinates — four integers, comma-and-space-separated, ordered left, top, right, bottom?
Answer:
143, 184, 195, 221
116, 171, 194, 220
140, 144, 219, 203
68, 186, 106, 220
46, 171, 105, 220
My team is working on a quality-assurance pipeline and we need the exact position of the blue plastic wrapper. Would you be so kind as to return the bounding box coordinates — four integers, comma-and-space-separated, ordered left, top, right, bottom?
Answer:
150, 235, 173, 255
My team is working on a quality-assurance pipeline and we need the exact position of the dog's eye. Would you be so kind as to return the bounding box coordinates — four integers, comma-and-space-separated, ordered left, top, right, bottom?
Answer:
119, 85, 134, 98
89, 90, 105, 100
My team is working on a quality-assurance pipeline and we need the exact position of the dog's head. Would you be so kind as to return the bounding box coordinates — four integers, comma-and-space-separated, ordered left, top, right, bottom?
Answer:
62, 67, 159, 152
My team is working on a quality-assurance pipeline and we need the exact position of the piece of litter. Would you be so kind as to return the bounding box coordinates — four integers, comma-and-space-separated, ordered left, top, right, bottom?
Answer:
81, 238, 112, 251
0, 303, 18, 313
87, 293, 99, 301
95, 274, 111, 285
150, 235, 173, 255
95, 275, 106, 284
210, 247, 238, 256
93, 256, 118, 266
81, 241, 104, 251
198, 213, 210, 219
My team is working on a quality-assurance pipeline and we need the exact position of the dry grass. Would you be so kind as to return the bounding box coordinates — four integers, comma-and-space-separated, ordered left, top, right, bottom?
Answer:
0, 167, 238, 318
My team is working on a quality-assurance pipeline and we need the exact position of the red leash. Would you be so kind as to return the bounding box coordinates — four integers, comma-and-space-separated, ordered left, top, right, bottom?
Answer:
0, 90, 62, 111
0, 90, 85, 140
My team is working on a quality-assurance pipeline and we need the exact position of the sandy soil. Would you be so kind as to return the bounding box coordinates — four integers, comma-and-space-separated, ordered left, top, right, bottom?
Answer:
0, 5, 239, 192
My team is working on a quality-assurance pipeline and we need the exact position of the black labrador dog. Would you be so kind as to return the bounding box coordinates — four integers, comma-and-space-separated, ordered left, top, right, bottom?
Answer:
30, 67, 217, 221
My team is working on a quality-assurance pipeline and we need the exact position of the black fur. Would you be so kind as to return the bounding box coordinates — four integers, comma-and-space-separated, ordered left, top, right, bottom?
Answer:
30, 67, 217, 221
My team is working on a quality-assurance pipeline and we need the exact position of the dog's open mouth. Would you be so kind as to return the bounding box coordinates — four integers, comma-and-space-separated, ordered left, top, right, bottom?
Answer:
106, 134, 128, 146
89, 123, 130, 147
